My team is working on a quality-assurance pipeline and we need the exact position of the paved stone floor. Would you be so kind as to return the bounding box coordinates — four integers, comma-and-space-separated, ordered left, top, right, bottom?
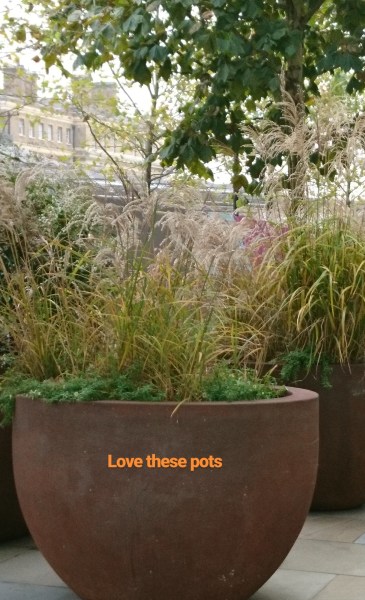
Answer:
1, 506, 365, 599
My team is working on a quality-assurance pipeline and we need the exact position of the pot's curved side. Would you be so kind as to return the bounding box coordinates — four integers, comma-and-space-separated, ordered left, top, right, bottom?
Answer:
13, 388, 318, 600
0, 423, 27, 541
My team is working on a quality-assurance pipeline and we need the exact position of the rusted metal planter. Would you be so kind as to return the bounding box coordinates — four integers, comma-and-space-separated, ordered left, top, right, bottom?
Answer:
287, 365, 365, 510
0, 422, 27, 541
13, 388, 318, 600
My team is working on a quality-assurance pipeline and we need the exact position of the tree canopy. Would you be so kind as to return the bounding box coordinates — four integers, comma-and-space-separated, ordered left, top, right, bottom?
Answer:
8, 0, 365, 188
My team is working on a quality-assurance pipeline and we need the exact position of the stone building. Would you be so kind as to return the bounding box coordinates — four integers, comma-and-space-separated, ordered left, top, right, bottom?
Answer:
0, 66, 140, 168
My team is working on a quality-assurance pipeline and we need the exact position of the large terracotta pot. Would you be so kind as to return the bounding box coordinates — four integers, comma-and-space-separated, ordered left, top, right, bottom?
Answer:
13, 388, 318, 600
0, 422, 27, 541
283, 365, 365, 510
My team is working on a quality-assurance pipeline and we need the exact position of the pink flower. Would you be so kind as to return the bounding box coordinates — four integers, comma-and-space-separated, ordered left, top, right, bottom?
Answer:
235, 215, 288, 267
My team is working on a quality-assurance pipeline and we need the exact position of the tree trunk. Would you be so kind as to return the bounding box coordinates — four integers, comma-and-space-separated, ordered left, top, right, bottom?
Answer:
144, 74, 160, 196
232, 153, 241, 211
284, 1, 306, 213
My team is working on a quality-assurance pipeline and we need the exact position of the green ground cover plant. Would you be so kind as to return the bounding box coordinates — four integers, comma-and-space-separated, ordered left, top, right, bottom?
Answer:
202, 366, 286, 402
0, 365, 286, 425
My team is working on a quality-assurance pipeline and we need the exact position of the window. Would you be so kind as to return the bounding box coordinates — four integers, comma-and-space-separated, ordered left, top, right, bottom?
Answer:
57, 127, 63, 143
38, 123, 44, 140
66, 127, 72, 145
18, 118, 25, 136
47, 125, 53, 141
29, 123, 35, 138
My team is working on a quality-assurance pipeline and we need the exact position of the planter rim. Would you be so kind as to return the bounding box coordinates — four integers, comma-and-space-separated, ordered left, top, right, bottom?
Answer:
16, 386, 318, 407
265, 360, 365, 368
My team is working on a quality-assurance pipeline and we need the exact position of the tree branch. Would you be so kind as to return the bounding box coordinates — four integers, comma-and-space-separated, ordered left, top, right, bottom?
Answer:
83, 116, 141, 199
108, 64, 145, 119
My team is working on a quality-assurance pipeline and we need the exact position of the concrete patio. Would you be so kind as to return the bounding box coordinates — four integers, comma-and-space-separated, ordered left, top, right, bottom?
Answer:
1, 506, 365, 599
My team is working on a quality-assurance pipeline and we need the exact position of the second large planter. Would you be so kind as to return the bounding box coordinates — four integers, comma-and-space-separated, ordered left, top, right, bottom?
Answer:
292, 365, 365, 510
13, 388, 318, 600
0, 422, 27, 542
265, 363, 365, 510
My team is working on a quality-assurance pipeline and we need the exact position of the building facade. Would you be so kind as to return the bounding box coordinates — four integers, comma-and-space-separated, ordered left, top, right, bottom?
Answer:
0, 66, 140, 169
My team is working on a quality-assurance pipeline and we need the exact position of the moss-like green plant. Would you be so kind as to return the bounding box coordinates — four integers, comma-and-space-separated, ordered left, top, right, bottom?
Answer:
0, 376, 41, 425
0, 366, 286, 426
279, 348, 332, 388
202, 366, 286, 402
0, 372, 166, 425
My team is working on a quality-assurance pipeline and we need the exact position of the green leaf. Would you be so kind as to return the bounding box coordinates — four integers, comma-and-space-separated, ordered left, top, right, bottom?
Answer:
44, 52, 58, 69
99, 23, 115, 40
135, 46, 149, 59
272, 27, 287, 41
245, 0, 261, 19
216, 36, 231, 53
347, 75, 365, 93
189, 160, 214, 179
132, 60, 152, 84
82, 51, 99, 69
15, 25, 26, 42
337, 53, 363, 72
217, 62, 230, 82
196, 143, 214, 162
123, 12, 144, 33
149, 45, 168, 62
159, 141, 177, 161
231, 174, 248, 190
249, 158, 265, 179
318, 51, 363, 73
159, 57, 172, 80
245, 99, 256, 112
269, 76, 279, 92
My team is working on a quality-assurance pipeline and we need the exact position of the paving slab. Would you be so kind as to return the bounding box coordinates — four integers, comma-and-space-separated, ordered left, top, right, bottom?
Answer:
312, 575, 365, 600
0, 537, 36, 564
0, 550, 65, 586
281, 538, 365, 576
251, 569, 335, 600
301, 514, 365, 543
0, 582, 79, 600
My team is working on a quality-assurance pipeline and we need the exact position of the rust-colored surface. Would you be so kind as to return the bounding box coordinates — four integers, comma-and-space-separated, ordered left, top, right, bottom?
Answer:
285, 365, 365, 510
13, 388, 318, 600
0, 422, 27, 541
